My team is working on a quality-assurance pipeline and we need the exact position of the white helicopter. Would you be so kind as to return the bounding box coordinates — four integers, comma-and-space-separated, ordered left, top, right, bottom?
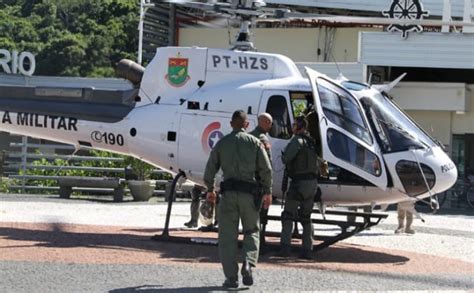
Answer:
0, 0, 459, 213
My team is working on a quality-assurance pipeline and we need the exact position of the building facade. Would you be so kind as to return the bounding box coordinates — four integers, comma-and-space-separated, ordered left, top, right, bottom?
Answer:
177, 1, 474, 179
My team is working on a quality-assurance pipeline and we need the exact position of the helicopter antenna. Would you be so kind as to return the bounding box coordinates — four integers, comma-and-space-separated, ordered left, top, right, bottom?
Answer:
227, 18, 232, 46
330, 51, 347, 81
373, 73, 407, 93
368, 72, 374, 86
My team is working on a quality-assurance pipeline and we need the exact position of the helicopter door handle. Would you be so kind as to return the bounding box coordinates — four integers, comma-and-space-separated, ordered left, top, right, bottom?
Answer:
321, 116, 328, 126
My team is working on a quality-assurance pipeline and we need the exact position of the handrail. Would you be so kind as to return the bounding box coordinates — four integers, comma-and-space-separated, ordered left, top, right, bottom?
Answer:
7, 153, 124, 162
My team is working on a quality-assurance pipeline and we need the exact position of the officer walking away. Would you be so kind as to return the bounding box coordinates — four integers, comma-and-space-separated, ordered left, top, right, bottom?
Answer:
395, 200, 416, 234
279, 116, 319, 260
249, 113, 273, 248
204, 110, 273, 289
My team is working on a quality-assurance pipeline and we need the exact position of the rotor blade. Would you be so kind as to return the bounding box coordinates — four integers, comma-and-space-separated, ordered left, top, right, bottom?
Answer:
265, 13, 474, 27
163, 0, 230, 12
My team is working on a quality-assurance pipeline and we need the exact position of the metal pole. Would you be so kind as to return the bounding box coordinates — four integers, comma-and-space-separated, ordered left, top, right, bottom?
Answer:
0, 150, 5, 178
21, 136, 27, 193
138, 0, 145, 65
169, 3, 176, 46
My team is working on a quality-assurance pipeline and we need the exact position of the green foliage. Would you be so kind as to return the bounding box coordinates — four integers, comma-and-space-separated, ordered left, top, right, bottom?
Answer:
0, 0, 139, 77
0, 178, 10, 193
123, 157, 155, 181
292, 99, 308, 118
20, 150, 126, 193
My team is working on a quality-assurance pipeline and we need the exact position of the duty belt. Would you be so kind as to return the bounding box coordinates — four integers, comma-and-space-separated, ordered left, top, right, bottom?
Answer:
290, 173, 317, 181
220, 179, 261, 195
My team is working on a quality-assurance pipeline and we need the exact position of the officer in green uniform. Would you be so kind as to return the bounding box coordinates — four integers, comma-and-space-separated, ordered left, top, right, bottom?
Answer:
249, 113, 273, 161
204, 110, 273, 289
279, 116, 319, 260
249, 113, 273, 248
183, 184, 206, 228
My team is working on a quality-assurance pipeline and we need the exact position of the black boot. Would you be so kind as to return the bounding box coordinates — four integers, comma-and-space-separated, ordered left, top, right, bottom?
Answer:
222, 278, 238, 289
184, 220, 197, 228
299, 248, 313, 260
278, 244, 291, 257
241, 260, 254, 286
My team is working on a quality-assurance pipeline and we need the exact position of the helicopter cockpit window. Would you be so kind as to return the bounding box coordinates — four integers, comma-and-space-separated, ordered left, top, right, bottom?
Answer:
266, 95, 291, 140
290, 91, 322, 156
362, 93, 436, 153
290, 92, 314, 117
327, 129, 381, 176
396, 160, 435, 196
341, 81, 370, 92
317, 78, 372, 145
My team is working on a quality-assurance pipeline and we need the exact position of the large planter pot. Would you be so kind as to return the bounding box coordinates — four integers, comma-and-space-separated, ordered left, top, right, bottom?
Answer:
128, 180, 155, 201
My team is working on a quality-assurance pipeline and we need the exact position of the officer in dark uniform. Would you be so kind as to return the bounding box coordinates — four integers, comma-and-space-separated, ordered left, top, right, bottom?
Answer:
204, 110, 273, 289
279, 116, 319, 260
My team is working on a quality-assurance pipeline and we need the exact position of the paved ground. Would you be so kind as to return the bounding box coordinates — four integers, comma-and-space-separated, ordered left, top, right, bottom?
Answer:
0, 193, 473, 292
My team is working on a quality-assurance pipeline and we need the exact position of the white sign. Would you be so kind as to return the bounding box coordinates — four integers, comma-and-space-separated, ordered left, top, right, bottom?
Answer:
0, 49, 36, 76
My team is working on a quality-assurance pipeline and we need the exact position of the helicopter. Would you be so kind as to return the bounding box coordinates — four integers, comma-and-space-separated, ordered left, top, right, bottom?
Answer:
0, 0, 460, 213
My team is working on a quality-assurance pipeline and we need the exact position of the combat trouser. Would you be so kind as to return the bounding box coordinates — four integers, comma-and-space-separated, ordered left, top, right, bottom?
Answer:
281, 179, 318, 251
218, 191, 260, 281
189, 187, 201, 223
397, 202, 414, 229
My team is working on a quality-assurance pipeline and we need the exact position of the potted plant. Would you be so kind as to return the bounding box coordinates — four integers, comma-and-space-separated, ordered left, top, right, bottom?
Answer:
124, 156, 156, 201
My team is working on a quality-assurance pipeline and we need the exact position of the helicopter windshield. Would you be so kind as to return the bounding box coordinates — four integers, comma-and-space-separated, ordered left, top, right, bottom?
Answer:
361, 92, 436, 153
317, 79, 372, 145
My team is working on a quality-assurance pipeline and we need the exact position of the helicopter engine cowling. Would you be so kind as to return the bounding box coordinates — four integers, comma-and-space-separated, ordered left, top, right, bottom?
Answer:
116, 59, 145, 86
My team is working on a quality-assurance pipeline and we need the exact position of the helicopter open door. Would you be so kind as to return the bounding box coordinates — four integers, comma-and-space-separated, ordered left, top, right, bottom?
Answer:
259, 90, 294, 190
305, 68, 388, 190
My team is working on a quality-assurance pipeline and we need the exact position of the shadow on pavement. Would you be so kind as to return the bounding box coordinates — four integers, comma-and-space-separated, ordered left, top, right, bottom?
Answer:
0, 223, 409, 265
109, 285, 247, 292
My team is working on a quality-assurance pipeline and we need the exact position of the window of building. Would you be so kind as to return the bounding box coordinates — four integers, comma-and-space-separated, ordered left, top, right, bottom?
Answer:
266, 95, 292, 139
317, 78, 372, 145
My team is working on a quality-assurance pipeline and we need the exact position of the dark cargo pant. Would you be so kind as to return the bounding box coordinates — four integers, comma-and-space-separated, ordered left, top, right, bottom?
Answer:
218, 191, 260, 281
280, 179, 317, 251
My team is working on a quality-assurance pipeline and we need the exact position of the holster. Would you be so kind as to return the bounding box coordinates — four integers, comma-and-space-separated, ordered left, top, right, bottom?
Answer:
290, 172, 317, 181
220, 179, 263, 210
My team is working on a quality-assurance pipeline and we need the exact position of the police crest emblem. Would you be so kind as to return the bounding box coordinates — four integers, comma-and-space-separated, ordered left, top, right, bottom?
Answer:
165, 54, 190, 87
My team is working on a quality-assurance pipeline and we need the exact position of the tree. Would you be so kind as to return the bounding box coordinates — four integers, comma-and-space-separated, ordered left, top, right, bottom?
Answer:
0, 0, 139, 77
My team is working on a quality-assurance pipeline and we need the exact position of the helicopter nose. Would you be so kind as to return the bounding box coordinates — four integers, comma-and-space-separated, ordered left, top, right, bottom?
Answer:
434, 151, 458, 194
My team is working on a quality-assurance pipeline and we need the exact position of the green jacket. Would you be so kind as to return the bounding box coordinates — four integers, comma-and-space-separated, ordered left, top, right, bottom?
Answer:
204, 128, 273, 194
282, 132, 319, 178
249, 126, 272, 163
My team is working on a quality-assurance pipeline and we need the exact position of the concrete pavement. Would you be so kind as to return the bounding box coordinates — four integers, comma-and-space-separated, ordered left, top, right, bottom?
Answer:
0, 194, 473, 292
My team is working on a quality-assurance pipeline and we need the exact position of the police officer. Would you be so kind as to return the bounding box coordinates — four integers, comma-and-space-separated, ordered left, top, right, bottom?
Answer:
184, 184, 206, 228
204, 110, 272, 289
249, 113, 273, 161
395, 200, 416, 234
279, 116, 319, 260
249, 113, 273, 248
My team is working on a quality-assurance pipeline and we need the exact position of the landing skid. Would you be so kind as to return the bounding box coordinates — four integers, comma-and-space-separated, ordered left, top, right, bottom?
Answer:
265, 209, 388, 251
152, 172, 388, 252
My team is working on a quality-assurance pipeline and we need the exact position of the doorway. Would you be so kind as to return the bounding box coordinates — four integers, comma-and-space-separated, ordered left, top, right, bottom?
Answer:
452, 134, 474, 178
